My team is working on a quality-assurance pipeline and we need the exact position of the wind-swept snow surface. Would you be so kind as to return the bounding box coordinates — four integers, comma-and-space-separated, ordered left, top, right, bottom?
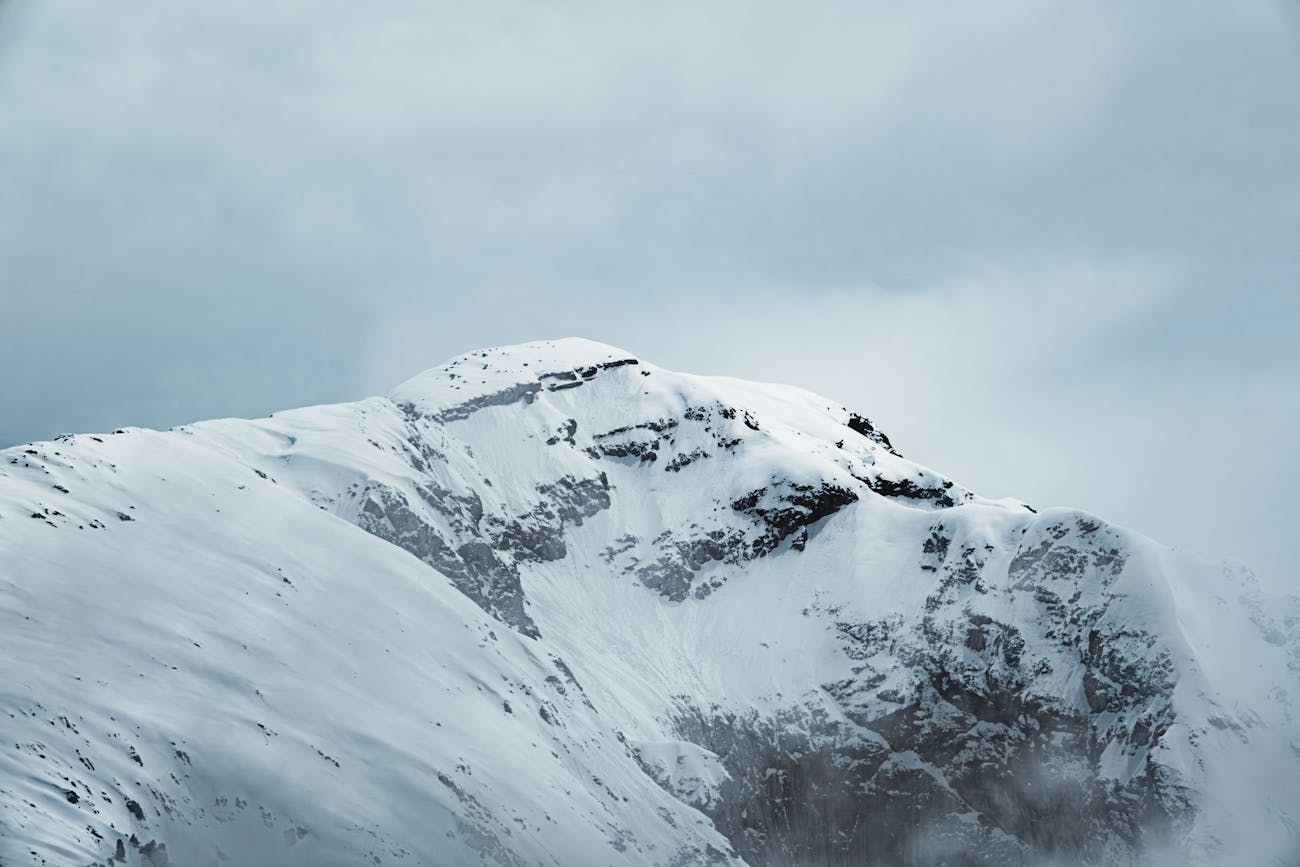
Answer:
3, 339, 1298, 866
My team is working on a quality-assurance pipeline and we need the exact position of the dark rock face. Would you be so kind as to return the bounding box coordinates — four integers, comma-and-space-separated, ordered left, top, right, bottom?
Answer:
607, 481, 860, 602
847, 412, 899, 455
665, 448, 711, 472
860, 473, 959, 508
730, 482, 859, 558
673, 696, 1185, 864
630, 527, 747, 601
672, 702, 1027, 867
404, 380, 543, 425
645, 516, 1192, 867
409, 354, 640, 424
354, 471, 611, 638
589, 437, 659, 462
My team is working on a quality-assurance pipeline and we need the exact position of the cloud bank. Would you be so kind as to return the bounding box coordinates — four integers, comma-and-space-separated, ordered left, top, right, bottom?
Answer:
0, 1, 1297, 585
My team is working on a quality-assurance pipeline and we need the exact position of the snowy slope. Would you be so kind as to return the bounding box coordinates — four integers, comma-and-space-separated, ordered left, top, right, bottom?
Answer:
2, 338, 1298, 866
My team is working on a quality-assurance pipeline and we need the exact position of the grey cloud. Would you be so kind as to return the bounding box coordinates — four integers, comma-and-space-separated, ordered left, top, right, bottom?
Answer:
0, 1, 1296, 585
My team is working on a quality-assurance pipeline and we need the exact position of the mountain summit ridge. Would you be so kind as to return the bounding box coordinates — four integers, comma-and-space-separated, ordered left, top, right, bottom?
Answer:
2, 340, 1297, 866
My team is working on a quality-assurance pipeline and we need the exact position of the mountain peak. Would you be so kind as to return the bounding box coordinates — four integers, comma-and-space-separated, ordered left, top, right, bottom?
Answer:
388, 337, 640, 412
4, 341, 1297, 866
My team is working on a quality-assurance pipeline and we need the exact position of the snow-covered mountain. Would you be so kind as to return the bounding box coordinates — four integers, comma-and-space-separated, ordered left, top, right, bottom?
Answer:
2, 338, 1298, 867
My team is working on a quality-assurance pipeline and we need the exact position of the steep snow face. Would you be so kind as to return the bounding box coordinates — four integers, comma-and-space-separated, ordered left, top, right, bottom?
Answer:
2, 338, 1298, 867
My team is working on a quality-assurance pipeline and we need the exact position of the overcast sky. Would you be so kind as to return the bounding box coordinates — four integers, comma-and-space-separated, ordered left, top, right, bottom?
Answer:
1, 1, 1297, 588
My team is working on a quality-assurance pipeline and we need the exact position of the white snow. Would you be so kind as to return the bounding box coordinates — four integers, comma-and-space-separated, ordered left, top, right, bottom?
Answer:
2, 337, 1297, 866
